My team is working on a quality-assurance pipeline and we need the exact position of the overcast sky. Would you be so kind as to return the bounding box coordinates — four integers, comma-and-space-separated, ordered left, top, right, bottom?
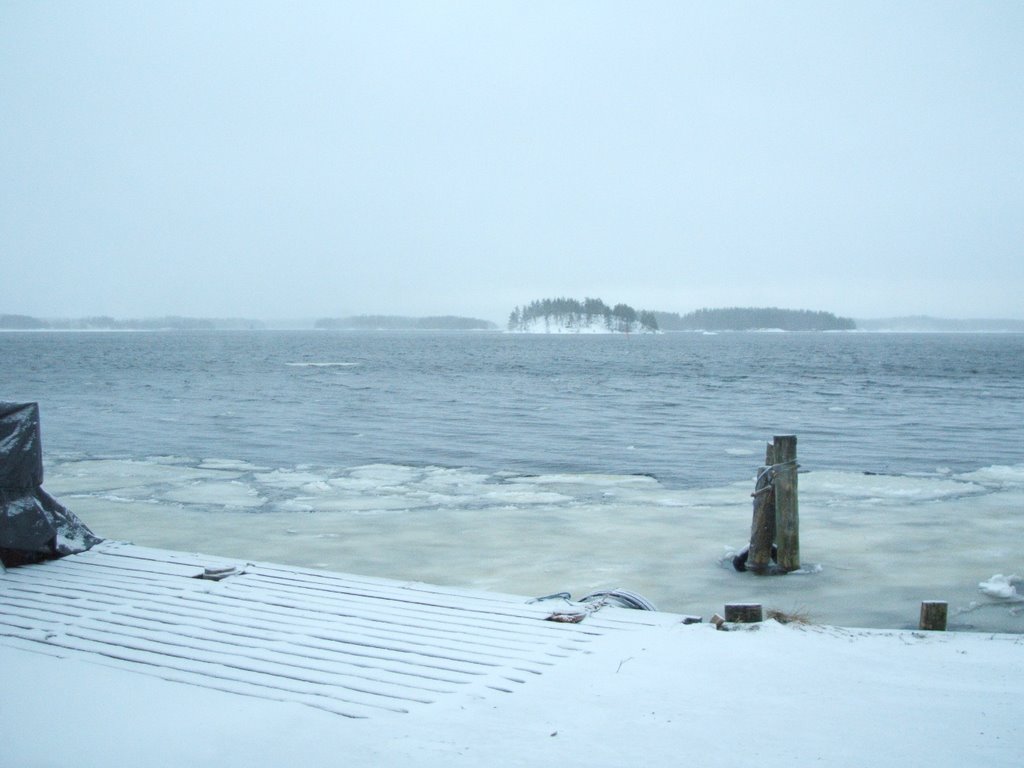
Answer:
2, 1, 1022, 322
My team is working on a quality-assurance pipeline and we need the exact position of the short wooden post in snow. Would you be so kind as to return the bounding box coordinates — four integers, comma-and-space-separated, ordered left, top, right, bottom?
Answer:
919, 601, 948, 631
725, 603, 764, 623
773, 435, 800, 572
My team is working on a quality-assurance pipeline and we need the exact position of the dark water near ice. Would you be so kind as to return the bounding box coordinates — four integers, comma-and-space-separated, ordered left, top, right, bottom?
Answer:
3, 330, 1024, 632
3, 330, 1023, 485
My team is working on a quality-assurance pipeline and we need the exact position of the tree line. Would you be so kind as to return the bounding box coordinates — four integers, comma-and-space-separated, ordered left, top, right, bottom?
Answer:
508, 298, 659, 333
653, 307, 856, 331
315, 315, 497, 330
0, 314, 262, 330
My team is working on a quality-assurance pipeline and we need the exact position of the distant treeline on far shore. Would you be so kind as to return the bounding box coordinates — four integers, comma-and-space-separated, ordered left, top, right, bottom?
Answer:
7, 310, 1020, 333
0, 313, 497, 331
655, 307, 856, 331
509, 300, 856, 332
0, 314, 264, 330
314, 315, 497, 330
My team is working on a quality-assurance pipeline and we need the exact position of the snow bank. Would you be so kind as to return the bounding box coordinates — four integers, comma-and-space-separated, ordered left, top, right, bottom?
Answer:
3, 620, 1020, 768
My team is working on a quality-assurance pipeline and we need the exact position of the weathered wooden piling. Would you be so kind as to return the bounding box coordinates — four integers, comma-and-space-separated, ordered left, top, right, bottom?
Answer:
919, 601, 948, 631
747, 466, 776, 573
736, 435, 800, 575
773, 435, 800, 572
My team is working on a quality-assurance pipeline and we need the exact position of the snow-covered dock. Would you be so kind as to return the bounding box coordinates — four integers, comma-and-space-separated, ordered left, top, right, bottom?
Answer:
0, 541, 677, 718
2, 542, 1022, 768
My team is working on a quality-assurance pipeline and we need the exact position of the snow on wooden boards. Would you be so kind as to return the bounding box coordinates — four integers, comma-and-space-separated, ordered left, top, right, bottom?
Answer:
0, 541, 675, 719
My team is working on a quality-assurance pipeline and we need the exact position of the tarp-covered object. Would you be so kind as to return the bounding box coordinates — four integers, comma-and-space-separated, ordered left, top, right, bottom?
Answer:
1, 402, 101, 566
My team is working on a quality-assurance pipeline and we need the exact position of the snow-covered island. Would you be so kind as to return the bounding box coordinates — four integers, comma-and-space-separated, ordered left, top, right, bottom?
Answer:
506, 302, 859, 334
508, 298, 660, 334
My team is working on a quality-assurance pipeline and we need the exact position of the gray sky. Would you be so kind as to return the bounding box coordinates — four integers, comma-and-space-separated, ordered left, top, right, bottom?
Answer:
2, 1, 1022, 323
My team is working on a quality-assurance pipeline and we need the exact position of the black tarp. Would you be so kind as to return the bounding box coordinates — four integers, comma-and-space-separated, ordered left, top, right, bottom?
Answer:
1, 402, 101, 566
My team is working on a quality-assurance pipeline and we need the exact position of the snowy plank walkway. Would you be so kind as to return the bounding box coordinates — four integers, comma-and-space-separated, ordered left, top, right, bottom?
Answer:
0, 541, 678, 719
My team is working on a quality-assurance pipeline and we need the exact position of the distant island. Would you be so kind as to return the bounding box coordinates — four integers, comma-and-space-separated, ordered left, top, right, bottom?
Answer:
315, 315, 497, 331
5, 311, 1021, 334
0, 314, 264, 330
508, 298, 659, 333
854, 316, 1024, 333
655, 307, 856, 332
506, 301, 856, 333
0, 313, 496, 331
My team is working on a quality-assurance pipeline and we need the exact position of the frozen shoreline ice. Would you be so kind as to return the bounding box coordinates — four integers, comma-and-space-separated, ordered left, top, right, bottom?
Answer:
43, 457, 1024, 633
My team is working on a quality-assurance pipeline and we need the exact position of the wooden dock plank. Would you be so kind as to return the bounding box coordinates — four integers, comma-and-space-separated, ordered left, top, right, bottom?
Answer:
1, 542, 677, 718
0, 627, 392, 718
2, 567, 581, 667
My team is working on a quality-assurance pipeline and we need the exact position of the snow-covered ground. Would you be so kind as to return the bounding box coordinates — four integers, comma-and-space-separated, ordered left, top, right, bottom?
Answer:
3, 598, 1021, 767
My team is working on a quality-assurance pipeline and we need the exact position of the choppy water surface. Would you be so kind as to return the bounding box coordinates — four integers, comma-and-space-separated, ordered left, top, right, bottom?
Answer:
2, 330, 1023, 631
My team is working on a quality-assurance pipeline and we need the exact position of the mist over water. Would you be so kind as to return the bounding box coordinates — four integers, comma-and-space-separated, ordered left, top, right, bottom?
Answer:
3, 331, 1023, 632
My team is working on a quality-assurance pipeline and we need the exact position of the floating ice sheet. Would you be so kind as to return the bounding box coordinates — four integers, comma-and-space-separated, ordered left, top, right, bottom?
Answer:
41, 456, 1024, 633
978, 574, 1022, 601
801, 470, 986, 504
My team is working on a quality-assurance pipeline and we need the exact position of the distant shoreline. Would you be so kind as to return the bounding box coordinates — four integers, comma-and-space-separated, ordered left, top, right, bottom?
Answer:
5, 327, 1024, 336
3, 313, 1024, 334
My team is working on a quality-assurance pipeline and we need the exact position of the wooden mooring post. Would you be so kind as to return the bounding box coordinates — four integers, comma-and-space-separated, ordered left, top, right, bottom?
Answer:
746, 463, 776, 573
740, 435, 800, 574
773, 435, 800, 572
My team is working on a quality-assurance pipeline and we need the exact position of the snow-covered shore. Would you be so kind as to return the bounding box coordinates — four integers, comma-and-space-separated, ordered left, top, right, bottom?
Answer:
4, 612, 1020, 767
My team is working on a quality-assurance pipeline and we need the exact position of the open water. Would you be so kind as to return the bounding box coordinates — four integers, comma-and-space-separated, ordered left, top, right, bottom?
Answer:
2, 330, 1023, 631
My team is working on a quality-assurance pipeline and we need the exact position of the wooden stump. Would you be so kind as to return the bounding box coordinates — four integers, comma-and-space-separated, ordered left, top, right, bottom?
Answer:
724, 603, 764, 623
919, 601, 948, 631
